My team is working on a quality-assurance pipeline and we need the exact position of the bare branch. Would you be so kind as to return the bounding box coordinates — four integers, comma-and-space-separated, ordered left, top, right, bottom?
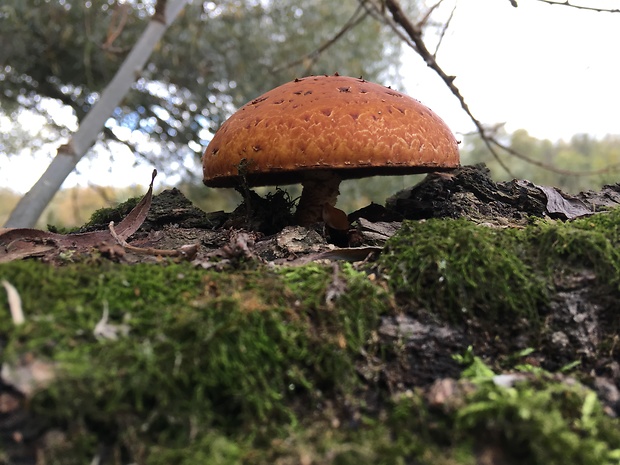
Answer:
359, 0, 418, 52
375, 0, 620, 178
416, 0, 444, 29
102, 3, 130, 51
272, 4, 369, 74
432, 1, 456, 58
536, 0, 620, 13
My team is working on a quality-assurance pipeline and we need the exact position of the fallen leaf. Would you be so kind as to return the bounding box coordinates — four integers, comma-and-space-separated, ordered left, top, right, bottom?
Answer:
1, 280, 24, 325
322, 203, 350, 230
536, 185, 592, 220
112, 169, 158, 241
0, 170, 157, 263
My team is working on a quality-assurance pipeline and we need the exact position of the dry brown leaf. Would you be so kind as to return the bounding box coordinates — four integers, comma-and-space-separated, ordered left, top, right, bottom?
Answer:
322, 203, 350, 231
0, 170, 157, 263
536, 184, 592, 219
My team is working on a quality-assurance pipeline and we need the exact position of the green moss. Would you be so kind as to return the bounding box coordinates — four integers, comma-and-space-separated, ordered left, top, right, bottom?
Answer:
0, 260, 389, 462
528, 214, 620, 286
380, 211, 620, 326
278, 263, 386, 353
453, 353, 620, 465
79, 196, 141, 230
3, 210, 620, 463
380, 219, 547, 324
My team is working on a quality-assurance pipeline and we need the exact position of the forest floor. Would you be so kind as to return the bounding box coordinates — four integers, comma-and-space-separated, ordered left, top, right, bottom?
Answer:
1, 164, 619, 465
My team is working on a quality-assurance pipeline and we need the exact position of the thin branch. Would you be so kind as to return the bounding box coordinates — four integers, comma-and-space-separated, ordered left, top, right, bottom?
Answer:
365, 0, 512, 170
433, 1, 456, 58
416, 0, 445, 29
102, 3, 130, 51
536, 0, 620, 13
271, 3, 369, 74
108, 220, 198, 259
375, 0, 620, 178
489, 139, 620, 176
359, 0, 418, 52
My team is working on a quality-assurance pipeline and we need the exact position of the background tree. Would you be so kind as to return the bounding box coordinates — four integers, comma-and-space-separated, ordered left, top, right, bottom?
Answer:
1, 0, 409, 226
463, 128, 620, 193
0, 0, 404, 179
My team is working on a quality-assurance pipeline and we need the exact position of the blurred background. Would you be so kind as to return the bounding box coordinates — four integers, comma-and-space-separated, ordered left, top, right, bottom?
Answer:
1, 0, 619, 227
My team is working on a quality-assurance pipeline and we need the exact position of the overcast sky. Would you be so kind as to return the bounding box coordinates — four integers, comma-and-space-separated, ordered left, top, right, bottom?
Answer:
2, 0, 619, 193
403, 0, 620, 141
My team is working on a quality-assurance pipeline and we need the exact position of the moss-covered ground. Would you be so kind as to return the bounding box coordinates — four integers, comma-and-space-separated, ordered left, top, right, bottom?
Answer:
1, 209, 620, 464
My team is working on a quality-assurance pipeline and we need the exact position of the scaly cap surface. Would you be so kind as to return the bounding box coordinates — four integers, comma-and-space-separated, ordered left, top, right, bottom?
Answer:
203, 75, 460, 187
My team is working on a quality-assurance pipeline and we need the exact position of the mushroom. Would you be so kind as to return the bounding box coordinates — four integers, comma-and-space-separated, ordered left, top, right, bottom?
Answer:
202, 74, 460, 226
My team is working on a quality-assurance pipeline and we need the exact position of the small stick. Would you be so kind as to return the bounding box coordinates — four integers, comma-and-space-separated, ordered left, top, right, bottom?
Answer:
108, 221, 198, 259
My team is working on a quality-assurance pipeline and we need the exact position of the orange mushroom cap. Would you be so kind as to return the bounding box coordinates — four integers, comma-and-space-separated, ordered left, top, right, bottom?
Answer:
202, 75, 459, 188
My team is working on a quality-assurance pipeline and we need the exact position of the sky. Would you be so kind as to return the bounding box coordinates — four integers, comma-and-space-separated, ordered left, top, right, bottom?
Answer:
402, 0, 620, 141
2, 0, 620, 194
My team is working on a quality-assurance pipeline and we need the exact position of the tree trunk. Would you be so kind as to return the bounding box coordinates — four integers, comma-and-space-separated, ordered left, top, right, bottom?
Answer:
4, 0, 188, 228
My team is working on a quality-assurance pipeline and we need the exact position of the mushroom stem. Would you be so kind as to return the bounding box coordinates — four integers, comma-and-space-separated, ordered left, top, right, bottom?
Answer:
295, 171, 342, 226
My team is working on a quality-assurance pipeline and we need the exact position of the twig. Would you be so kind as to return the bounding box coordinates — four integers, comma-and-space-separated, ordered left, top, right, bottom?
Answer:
102, 3, 130, 52
108, 220, 129, 247
417, 0, 445, 29
108, 221, 198, 259
433, 1, 456, 58
272, 3, 369, 74
536, 0, 620, 13
365, 0, 514, 174
373, 0, 620, 178
359, 0, 417, 51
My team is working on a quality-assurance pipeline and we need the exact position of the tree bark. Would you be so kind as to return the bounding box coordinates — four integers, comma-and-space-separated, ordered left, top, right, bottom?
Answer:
4, 0, 188, 228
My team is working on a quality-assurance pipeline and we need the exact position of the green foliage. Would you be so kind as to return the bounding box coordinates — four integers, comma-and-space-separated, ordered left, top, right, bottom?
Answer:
452, 346, 495, 380
384, 348, 620, 465
463, 129, 620, 193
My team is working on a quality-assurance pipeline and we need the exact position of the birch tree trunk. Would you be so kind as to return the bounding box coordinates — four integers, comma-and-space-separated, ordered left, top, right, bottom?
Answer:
4, 0, 189, 228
